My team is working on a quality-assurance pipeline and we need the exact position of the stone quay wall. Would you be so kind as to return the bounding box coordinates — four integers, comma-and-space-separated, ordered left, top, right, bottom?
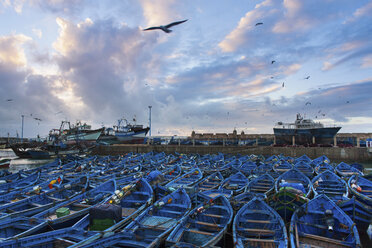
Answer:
92, 144, 372, 163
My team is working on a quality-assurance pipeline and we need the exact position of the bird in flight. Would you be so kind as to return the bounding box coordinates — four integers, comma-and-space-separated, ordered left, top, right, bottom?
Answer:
282, 82, 285, 87
255, 22, 263, 26
143, 19, 188, 33
271, 60, 276, 64
305, 102, 311, 105
34, 117, 42, 121
304, 76, 310, 79
6, 99, 13, 102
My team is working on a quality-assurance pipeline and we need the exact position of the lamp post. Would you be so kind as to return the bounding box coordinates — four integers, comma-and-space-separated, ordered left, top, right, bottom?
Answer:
21, 115, 24, 143
148, 106, 152, 137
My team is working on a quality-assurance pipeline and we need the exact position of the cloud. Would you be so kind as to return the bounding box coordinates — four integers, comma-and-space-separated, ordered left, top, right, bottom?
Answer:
1, 0, 26, 13
322, 47, 372, 70
345, 1, 372, 23
51, 17, 163, 125
218, 0, 275, 53
361, 55, 372, 68
31, 0, 85, 15
32, 28, 42, 38
0, 34, 31, 66
139, 0, 181, 27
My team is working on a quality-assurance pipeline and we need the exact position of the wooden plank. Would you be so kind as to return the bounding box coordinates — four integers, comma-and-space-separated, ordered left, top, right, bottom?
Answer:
72, 203, 90, 208
242, 237, 276, 243
204, 213, 223, 219
301, 233, 350, 246
241, 219, 272, 224
196, 221, 220, 229
188, 229, 213, 236
295, 223, 300, 248
240, 228, 275, 234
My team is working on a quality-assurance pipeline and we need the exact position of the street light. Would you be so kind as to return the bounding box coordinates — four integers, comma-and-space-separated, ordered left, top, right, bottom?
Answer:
148, 106, 152, 137
21, 115, 24, 143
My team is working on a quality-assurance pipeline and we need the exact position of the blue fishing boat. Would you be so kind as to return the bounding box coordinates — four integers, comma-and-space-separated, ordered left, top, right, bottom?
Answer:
348, 175, 372, 205
219, 172, 248, 195
166, 195, 233, 247
197, 172, 224, 192
0, 216, 45, 240
350, 163, 364, 173
105, 178, 154, 231
273, 160, 293, 173
265, 155, 279, 163
67, 178, 154, 247
0, 171, 40, 194
253, 163, 272, 176
246, 173, 275, 196
162, 165, 182, 185
295, 154, 312, 163
0, 174, 64, 206
275, 169, 312, 198
199, 189, 233, 201
312, 170, 348, 201
338, 174, 372, 231
81, 188, 191, 248
233, 197, 288, 248
165, 167, 203, 191
294, 160, 314, 178
233, 161, 257, 176
0, 227, 97, 247
338, 196, 372, 232
314, 162, 335, 175
10, 179, 117, 239
290, 194, 361, 248
312, 155, 330, 165
231, 192, 266, 212
335, 162, 363, 178
269, 169, 311, 223
0, 176, 89, 219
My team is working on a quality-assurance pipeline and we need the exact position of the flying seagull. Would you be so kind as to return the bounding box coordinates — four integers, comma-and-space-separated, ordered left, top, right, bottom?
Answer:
6, 99, 13, 102
143, 19, 188, 33
255, 22, 263, 26
304, 76, 310, 79
34, 117, 42, 121
305, 102, 311, 105
271, 60, 276, 64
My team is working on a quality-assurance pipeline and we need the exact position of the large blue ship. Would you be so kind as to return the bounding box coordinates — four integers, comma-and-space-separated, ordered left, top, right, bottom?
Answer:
274, 114, 341, 145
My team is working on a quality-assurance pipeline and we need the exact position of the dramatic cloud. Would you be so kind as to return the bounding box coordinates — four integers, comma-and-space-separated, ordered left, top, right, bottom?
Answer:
0, 34, 31, 66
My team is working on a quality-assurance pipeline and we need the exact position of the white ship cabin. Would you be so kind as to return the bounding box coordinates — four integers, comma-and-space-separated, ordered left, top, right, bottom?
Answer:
276, 114, 324, 129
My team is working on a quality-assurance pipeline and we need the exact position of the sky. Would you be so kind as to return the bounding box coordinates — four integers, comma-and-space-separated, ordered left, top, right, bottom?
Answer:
0, 0, 372, 138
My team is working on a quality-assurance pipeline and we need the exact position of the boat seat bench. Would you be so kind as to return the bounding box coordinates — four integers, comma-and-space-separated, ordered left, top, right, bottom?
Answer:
241, 238, 277, 243
187, 229, 214, 236
238, 228, 275, 234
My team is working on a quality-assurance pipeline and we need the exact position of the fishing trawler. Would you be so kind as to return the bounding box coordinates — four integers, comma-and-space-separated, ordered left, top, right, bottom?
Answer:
274, 114, 341, 145
98, 118, 150, 144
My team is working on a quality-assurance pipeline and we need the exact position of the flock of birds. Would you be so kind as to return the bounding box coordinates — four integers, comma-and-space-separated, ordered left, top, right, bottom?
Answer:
143, 18, 355, 125
143, 19, 315, 91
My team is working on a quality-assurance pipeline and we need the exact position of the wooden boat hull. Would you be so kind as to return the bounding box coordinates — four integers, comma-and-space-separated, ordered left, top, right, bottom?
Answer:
233, 197, 288, 248
166, 195, 233, 247
290, 194, 361, 248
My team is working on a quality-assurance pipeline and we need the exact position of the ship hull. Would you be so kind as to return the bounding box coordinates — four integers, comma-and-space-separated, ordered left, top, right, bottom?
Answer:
63, 128, 103, 144
274, 127, 341, 145
98, 128, 149, 144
